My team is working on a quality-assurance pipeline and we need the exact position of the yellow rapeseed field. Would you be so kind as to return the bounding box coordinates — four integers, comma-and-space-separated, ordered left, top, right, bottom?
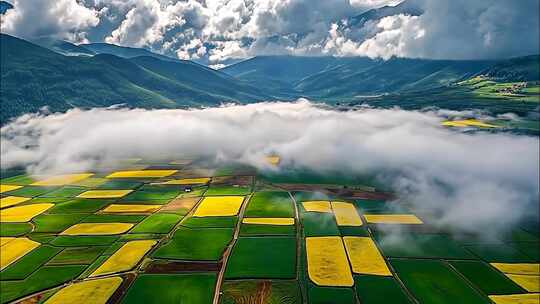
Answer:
491, 263, 540, 275
0, 237, 15, 246
157, 177, 210, 185
505, 274, 540, 292
45, 276, 123, 304
489, 294, 540, 304
77, 190, 133, 199
441, 119, 498, 128
302, 201, 332, 213
193, 196, 244, 217
91, 240, 156, 277
1, 237, 40, 270
305, 236, 353, 287
331, 202, 362, 226
242, 218, 295, 225
0, 184, 22, 193
265, 156, 280, 166
106, 170, 177, 178
61, 223, 134, 235
0, 196, 31, 209
364, 214, 423, 224
343, 237, 391, 276
31, 173, 94, 186
0, 203, 54, 222
101, 204, 160, 213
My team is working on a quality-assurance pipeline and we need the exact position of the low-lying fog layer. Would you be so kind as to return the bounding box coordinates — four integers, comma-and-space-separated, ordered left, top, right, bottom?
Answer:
1, 100, 538, 238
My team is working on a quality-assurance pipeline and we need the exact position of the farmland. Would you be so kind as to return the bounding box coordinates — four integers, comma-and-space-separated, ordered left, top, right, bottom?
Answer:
0, 159, 538, 304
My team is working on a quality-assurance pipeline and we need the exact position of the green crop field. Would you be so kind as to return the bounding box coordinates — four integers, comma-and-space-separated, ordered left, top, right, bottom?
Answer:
1, 160, 538, 304
224, 236, 297, 279
244, 191, 295, 217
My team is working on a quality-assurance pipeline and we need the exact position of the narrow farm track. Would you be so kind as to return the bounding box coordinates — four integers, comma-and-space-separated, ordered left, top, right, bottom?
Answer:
212, 192, 253, 304
287, 190, 307, 304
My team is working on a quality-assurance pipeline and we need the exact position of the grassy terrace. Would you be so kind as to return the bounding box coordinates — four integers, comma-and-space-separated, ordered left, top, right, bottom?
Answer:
0, 160, 538, 304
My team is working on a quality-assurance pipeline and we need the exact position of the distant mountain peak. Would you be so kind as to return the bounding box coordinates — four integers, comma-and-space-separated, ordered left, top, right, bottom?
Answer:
342, 0, 423, 29
79, 42, 182, 63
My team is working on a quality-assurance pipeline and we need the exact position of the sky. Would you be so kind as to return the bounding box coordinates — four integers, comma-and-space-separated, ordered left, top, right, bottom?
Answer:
1, 0, 539, 67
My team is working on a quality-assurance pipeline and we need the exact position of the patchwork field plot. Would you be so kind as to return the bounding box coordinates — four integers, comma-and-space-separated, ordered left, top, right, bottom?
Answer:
225, 236, 296, 279
193, 196, 244, 216
153, 227, 234, 260
31, 174, 94, 186
306, 236, 354, 287
244, 191, 294, 217
91, 240, 156, 276
220, 280, 301, 304
45, 276, 123, 304
1, 163, 538, 304
1, 203, 53, 222
121, 273, 216, 304
450, 260, 527, 295
354, 275, 412, 304
391, 259, 491, 304
343, 237, 391, 276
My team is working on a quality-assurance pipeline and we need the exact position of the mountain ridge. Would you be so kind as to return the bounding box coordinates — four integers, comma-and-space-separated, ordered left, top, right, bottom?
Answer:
0, 34, 270, 123
2, 33, 538, 123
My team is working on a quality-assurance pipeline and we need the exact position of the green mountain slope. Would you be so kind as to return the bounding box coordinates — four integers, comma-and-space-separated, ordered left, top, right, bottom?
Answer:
81, 43, 180, 62
222, 56, 501, 100
2, 34, 538, 123
480, 55, 540, 81
31, 37, 95, 57
0, 34, 269, 123
130, 56, 267, 101
298, 58, 496, 99
220, 56, 362, 98
30, 37, 96, 56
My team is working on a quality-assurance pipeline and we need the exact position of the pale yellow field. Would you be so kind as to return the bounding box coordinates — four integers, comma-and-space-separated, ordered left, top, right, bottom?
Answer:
0, 203, 53, 222
506, 274, 540, 292
0, 184, 22, 193
0, 237, 40, 270
169, 160, 193, 165
441, 119, 498, 128
0, 196, 31, 209
160, 197, 200, 213
343, 237, 391, 276
331, 202, 362, 226
77, 190, 133, 199
0, 237, 15, 246
45, 276, 123, 304
193, 196, 244, 217
491, 263, 540, 275
106, 170, 177, 178
61, 223, 134, 235
91, 240, 156, 277
265, 156, 280, 166
31, 173, 94, 186
157, 177, 210, 185
489, 294, 540, 304
242, 218, 295, 225
303, 201, 332, 213
101, 204, 160, 214
71, 178, 108, 188
364, 214, 423, 224
305, 236, 354, 287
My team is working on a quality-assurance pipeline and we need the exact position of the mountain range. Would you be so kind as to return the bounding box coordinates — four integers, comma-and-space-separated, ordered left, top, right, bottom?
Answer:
0, 34, 270, 122
1, 33, 538, 123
